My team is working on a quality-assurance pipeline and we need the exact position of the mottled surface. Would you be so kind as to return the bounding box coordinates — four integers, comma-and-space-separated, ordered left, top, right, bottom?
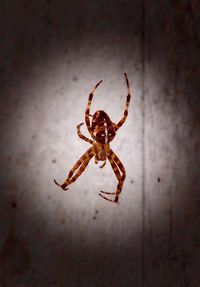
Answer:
0, 1, 200, 286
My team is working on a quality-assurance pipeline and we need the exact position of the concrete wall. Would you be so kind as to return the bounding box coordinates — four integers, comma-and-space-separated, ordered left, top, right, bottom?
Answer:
0, 1, 199, 286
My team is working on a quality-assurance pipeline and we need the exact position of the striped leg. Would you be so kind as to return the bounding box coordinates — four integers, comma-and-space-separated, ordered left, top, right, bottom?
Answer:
54, 147, 94, 191
76, 123, 93, 144
85, 80, 103, 136
99, 149, 126, 203
116, 73, 131, 130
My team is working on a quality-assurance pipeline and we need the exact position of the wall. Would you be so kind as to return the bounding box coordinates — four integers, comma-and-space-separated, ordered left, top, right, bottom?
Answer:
0, 1, 200, 286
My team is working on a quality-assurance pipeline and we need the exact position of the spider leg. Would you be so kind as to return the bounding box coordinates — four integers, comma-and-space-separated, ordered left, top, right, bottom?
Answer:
116, 73, 131, 131
54, 147, 94, 191
98, 157, 121, 201
100, 190, 116, 195
76, 123, 93, 144
99, 149, 126, 203
99, 160, 106, 169
69, 150, 95, 184
99, 193, 119, 203
94, 155, 106, 168
94, 156, 98, 164
85, 79, 103, 136
54, 179, 68, 190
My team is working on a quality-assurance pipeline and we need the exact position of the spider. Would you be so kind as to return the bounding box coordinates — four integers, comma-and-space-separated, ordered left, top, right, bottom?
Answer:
54, 73, 131, 203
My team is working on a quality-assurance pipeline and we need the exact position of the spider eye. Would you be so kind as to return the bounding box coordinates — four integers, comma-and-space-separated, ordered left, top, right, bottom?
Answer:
101, 134, 105, 137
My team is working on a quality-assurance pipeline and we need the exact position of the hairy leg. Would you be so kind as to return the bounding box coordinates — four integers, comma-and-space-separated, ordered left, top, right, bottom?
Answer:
76, 123, 93, 144
68, 154, 94, 185
54, 147, 94, 190
116, 73, 131, 130
85, 80, 102, 136
99, 149, 126, 203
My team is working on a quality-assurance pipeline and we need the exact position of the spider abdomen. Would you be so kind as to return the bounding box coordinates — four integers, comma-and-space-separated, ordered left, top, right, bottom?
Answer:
91, 110, 116, 144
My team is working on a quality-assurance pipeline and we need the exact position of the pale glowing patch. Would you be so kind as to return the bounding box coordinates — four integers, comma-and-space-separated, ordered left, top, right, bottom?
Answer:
11, 50, 179, 237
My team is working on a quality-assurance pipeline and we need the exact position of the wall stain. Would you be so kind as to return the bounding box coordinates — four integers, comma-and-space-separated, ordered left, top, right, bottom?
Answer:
0, 228, 30, 277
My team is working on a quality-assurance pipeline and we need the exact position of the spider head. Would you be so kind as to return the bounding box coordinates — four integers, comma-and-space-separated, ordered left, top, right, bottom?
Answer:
91, 110, 116, 144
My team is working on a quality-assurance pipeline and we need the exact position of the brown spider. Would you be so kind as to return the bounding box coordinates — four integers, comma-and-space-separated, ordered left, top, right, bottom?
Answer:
54, 73, 131, 203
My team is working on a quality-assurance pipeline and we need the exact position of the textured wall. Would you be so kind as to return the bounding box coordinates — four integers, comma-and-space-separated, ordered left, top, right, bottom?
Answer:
0, 1, 200, 286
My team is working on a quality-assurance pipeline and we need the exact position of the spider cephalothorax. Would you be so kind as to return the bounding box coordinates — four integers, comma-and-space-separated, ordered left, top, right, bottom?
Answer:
54, 73, 131, 203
